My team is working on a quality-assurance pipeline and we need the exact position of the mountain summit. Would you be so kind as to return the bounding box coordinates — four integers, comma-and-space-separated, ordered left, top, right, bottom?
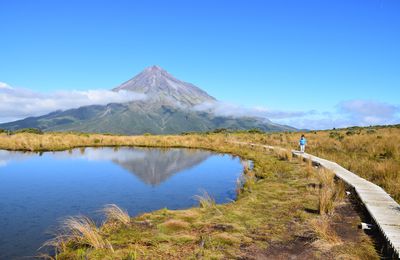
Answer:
0, 66, 296, 134
113, 65, 216, 106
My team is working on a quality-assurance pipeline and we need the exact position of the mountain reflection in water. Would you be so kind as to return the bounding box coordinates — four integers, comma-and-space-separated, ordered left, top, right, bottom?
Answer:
111, 148, 212, 185
0, 147, 213, 185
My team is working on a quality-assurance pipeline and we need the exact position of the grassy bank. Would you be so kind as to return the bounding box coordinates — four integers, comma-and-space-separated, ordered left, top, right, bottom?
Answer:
0, 131, 378, 259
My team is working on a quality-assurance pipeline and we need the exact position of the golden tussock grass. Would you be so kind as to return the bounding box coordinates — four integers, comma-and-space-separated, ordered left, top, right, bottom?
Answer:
316, 168, 346, 216
236, 160, 257, 195
276, 148, 293, 161
194, 190, 216, 209
44, 216, 113, 253
310, 216, 341, 245
212, 232, 241, 246
334, 180, 346, 203
316, 168, 335, 188
305, 156, 314, 178
101, 204, 131, 226
319, 187, 335, 216
159, 219, 190, 233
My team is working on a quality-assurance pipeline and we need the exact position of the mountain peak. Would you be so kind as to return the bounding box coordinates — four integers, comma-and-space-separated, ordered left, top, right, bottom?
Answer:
146, 65, 163, 71
113, 66, 216, 106
142, 65, 172, 78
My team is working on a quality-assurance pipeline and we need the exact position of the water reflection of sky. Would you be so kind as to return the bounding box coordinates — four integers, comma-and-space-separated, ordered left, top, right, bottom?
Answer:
0, 148, 147, 167
0, 147, 243, 259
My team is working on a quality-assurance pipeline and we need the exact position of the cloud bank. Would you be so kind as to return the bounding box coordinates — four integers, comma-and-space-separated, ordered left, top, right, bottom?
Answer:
193, 101, 312, 120
194, 100, 400, 130
275, 100, 400, 130
0, 83, 146, 123
338, 100, 399, 126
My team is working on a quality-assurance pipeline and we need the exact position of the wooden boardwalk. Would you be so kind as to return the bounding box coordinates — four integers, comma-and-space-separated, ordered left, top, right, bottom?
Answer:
234, 142, 400, 258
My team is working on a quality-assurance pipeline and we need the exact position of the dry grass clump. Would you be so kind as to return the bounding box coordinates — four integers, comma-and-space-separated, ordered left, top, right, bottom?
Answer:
241, 160, 251, 174
310, 216, 341, 245
242, 172, 257, 193
159, 219, 190, 233
236, 174, 246, 195
42, 205, 132, 255
175, 210, 200, 223
276, 148, 292, 161
319, 187, 335, 216
44, 216, 113, 253
194, 190, 216, 209
317, 169, 341, 216
305, 157, 314, 178
102, 204, 131, 226
212, 232, 241, 246
316, 168, 335, 187
236, 160, 257, 195
334, 180, 346, 203
236, 172, 257, 195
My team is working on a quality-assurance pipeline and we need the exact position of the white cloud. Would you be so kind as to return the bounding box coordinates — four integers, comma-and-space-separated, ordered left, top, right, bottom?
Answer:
274, 100, 400, 130
0, 82, 12, 89
274, 116, 350, 130
193, 101, 310, 120
0, 83, 146, 123
194, 100, 400, 130
338, 100, 399, 124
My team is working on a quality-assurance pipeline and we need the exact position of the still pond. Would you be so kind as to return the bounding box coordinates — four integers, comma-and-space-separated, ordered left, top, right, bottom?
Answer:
0, 147, 244, 259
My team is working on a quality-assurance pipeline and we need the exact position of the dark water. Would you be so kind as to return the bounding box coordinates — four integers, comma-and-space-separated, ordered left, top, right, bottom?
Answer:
0, 147, 244, 259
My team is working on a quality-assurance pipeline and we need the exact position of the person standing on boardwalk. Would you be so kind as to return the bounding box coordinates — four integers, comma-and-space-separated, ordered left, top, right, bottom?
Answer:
299, 134, 307, 153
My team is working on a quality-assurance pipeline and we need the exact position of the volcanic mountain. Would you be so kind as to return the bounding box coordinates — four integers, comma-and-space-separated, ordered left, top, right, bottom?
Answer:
113, 65, 215, 106
0, 66, 295, 134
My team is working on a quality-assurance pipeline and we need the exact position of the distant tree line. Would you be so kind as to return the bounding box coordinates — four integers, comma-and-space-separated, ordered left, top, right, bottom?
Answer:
0, 128, 43, 135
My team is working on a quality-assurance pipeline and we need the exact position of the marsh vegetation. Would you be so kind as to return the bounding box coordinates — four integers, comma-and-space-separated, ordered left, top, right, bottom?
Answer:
233, 125, 400, 202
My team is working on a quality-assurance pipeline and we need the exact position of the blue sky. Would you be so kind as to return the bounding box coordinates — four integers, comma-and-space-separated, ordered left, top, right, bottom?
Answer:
0, 0, 399, 129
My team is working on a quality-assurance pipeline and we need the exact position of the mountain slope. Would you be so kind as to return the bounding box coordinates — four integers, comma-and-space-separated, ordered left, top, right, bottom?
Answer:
113, 65, 215, 107
0, 66, 296, 134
